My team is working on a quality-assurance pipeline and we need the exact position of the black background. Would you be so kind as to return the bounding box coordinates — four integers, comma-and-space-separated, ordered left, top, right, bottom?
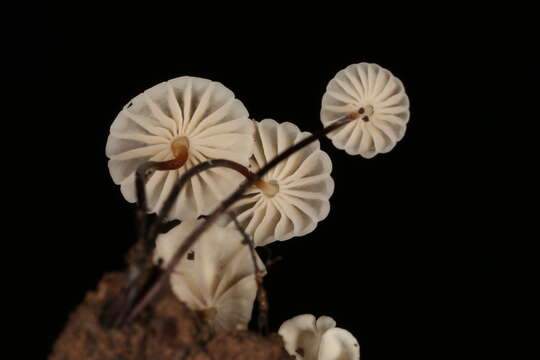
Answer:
19, 9, 532, 360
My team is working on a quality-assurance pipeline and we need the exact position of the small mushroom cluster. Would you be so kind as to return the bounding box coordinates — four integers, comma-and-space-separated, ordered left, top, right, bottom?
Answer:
106, 63, 409, 354
279, 315, 360, 360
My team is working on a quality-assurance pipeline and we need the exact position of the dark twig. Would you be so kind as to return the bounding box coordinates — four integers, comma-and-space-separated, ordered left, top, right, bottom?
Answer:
135, 168, 149, 251
125, 115, 354, 323
100, 166, 152, 327
228, 213, 262, 275
229, 213, 269, 334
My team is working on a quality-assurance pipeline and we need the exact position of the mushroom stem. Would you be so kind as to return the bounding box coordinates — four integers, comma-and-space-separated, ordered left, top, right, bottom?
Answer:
145, 140, 280, 196
256, 179, 279, 197
215, 165, 279, 196
155, 136, 190, 171
125, 115, 355, 324
143, 160, 259, 244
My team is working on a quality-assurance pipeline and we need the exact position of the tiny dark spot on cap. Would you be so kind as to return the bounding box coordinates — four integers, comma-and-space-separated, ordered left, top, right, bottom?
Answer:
354, 343, 359, 347
187, 251, 195, 260
362, 116, 369, 122
296, 347, 305, 356
157, 258, 164, 266
358, 107, 365, 114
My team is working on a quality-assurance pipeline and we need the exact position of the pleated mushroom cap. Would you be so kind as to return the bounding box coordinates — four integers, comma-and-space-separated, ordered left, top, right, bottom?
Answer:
278, 314, 359, 360
321, 62, 410, 158
106, 76, 254, 220
154, 219, 265, 332
228, 119, 334, 246
318, 328, 360, 360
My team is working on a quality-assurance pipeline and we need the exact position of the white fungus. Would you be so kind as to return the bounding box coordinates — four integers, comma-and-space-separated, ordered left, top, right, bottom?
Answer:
279, 314, 360, 360
321, 62, 410, 158
106, 76, 254, 220
154, 219, 265, 332
226, 119, 334, 246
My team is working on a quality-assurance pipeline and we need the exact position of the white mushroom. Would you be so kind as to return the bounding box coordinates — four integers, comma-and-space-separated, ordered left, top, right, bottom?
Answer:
279, 314, 360, 360
224, 119, 334, 246
106, 76, 254, 220
321, 63, 410, 158
154, 219, 265, 332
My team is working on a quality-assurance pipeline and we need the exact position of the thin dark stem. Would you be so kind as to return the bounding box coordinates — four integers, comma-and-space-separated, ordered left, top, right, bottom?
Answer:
229, 213, 262, 275
229, 213, 268, 334
126, 115, 354, 323
100, 167, 151, 327
135, 168, 149, 252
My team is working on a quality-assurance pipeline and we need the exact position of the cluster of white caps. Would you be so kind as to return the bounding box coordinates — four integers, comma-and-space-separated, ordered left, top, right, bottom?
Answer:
106, 63, 409, 359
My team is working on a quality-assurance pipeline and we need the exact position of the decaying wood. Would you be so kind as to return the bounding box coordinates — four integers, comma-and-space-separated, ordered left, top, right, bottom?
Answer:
49, 272, 291, 360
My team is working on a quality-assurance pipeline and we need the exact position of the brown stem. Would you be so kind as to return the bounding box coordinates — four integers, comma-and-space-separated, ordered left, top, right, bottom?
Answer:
228, 213, 263, 275
154, 136, 190, 170
125, 115, 354, 323
145, 159, 254, 245
152, 136, 278, 197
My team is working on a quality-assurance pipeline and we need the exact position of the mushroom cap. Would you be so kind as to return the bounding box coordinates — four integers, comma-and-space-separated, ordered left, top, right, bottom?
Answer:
321, 62, 410, 158
154, 219, 265, 332
106, 76, 254, 220
227, 119, 334, 246
318, 328, 360, 360
278, 314, 359, 360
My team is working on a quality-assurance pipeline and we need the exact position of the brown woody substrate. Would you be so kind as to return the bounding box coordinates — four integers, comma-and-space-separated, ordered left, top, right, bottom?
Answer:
49, 272, 292, 360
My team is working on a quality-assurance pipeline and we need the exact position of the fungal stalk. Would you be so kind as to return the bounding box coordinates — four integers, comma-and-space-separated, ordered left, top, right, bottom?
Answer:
154, 136, 190, 170
144, 118, 335, 247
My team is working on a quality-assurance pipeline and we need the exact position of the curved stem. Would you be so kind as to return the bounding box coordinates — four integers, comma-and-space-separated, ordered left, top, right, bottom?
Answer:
143, 159, 256, 247
126, 115, 354, 323
155, 136, 190, 170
